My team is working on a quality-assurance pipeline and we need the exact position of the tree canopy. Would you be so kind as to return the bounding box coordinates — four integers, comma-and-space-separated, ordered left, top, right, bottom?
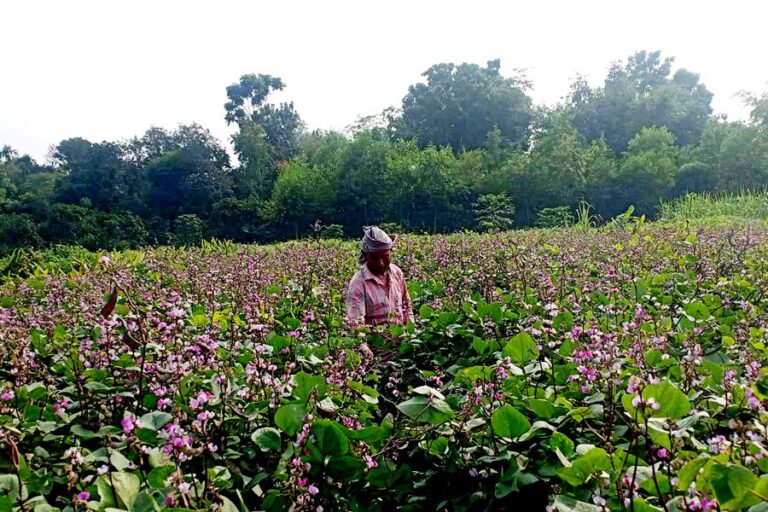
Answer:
2, 50, 767, 252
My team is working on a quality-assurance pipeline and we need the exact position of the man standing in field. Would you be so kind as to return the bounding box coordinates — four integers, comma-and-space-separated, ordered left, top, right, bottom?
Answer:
345, 226, 414, 327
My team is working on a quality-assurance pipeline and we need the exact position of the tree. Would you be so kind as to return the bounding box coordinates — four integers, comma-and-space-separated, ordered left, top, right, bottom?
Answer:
609, 127, 678, 217
387, 141, 461, 232
571, 50, 713, 153
209, 197, 265, 242
0, 213, 41, 250
335, 131, 398, 228
392, 59, 533, 152
225, 73, 303, 161
40, 204, 100, 249
473, 194, 515, 232
535, 207, 574, 228
230, 122, 277, 199
172, 214, 205, 246
54, 138, 139, 211
674, 162, 717, 196
695, 119, 768, 191
143, 125, 231, 219
0, 158, 16, 210
741, 85, 768, 128
270, 157, 338, 238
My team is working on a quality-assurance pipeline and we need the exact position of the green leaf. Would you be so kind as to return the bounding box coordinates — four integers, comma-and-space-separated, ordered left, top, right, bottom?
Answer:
252, 427, 282, 452
491, 405, 530, 439
558, 448, 611, 487
71, 425, 101, 440
419, 304, 434, 319
147, 465, 175, 489
550, 432, 575, 457
623, 382, 691, 420
705, 463, 758, 510
346, 425, 390, 443
502, 332, 539, 364
427, 437, 450, 457
495, 461, 519, 498
685, 301, 710, 321
366, 461, 412, 490
550, 495, 601, 512
553, 311, 574, 331
527, 399, 556, 419
326, 455, 366, 481
293, 371, 328, 401
274, 403, 306, 436
0, 475, 20, 501
397, 396, 453, 425
148, 447, 172, 468
454, 366, 493, 384
110, 450, 132, 471
26, 382, 47, 400
311, 420, 349, 456
101, 472, 140, 508
643, 382, 691, 419
138, 411, 173, 431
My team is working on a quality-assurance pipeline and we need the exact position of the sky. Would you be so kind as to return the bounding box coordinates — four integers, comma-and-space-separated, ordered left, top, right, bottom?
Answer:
1, 0, 767, 162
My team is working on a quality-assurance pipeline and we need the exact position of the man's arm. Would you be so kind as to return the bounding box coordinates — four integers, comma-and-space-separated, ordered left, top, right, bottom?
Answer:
401, 276, 415, 324
345, 277, 366, 326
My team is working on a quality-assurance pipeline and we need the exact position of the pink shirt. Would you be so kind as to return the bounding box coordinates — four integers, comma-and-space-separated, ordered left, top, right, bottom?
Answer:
345, 264, 414, 326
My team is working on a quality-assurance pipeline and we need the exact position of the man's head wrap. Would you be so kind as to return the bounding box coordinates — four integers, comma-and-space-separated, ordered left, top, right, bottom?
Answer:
358, 226, 396, 264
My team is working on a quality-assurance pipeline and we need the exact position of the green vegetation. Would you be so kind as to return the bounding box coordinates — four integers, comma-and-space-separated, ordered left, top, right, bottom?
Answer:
660, 190, 768, 222
1, 50, 768, 253
3, 222, 768, 510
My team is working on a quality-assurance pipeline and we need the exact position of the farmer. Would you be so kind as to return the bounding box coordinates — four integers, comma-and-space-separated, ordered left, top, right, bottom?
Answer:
345, 226, 414, 327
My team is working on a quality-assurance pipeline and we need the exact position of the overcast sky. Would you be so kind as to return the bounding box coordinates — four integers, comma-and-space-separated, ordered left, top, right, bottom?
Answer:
1, 0, 766, 162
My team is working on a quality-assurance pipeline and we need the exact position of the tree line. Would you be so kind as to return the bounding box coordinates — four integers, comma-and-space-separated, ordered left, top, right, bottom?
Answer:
1, 50, 767, 252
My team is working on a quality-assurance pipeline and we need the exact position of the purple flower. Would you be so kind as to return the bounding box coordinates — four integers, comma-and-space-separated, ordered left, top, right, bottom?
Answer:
308, 484, 319, 495
121, 416, 135, 434
77, 491, 90, 501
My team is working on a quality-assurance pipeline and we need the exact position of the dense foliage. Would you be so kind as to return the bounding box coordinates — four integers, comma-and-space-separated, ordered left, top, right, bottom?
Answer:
4, 222, 768, 510
2, 50, 768, 252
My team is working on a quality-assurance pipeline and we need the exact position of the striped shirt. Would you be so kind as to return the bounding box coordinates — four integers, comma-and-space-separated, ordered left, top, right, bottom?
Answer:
345, 264, 414, 326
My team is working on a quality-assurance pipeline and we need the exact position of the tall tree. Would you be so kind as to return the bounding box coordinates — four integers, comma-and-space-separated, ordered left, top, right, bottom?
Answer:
571, 50, 713, 153
54, 138, 139, 211
224, 73, 304, 161
609, 127, 678, 217
392, 59, 533, 152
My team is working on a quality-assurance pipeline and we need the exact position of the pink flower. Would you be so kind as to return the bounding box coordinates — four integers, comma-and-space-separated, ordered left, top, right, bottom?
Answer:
77, 491, 90, 501
0, 391, 13, 401
656, 448, 668, 459
121, 416, 135, 433
308, 484, 319, 495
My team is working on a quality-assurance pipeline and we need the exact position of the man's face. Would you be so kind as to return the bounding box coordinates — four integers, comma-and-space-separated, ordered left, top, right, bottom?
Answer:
365, 249, 391, 275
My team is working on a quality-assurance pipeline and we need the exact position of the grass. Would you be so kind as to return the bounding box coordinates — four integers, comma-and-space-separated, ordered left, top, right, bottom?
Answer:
659, 189, 768, 221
